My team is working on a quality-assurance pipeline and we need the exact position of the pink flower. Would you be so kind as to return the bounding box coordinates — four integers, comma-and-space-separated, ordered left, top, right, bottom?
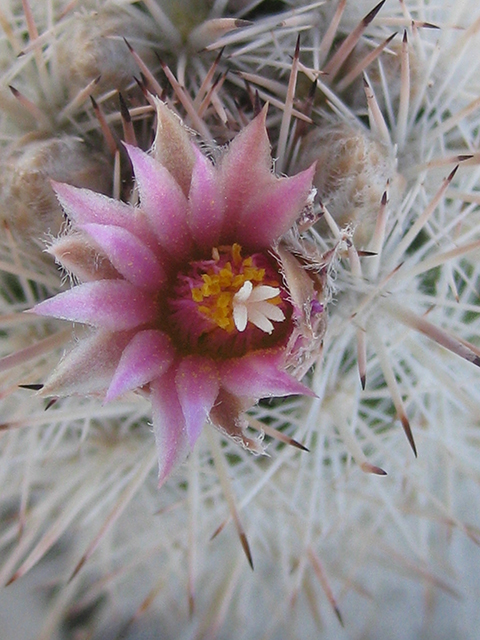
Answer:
31, 100, 325, 485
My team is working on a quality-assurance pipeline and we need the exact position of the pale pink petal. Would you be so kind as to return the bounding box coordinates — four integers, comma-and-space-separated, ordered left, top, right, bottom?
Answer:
125, 144, 192, 259
81, 223, 165, 291
175, 356, 220, 446
219, 105, 274, 239
52, 181, 132, 225
106, 330, 175, 401
188, 146, 225, 249
220, 349, 315, 399
151, 373, 188, 486
209, 389, 266, 454
30, 281, 157, 330
52, 181, 156, 249
236, 164, 316, 248
152, 97, 196, 196
48, 234, 120, 282
41, 330, 134, 397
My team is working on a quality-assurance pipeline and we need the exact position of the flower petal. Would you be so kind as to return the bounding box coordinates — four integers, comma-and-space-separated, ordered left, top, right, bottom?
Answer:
30, 281, 157, 330
221, 349, 315, 399
188, 146, 225, 249
125, 144, 192, 259
210, 389, 266, 454
41, 330, 134, 397
52, 181, 131, 224
219, 105, 274, 241
151, 373, 188, 487
52, 181, 155, 249
48, 234, 120, 282
81, 223, 165, 291
106, 330, 175, 401
151, 97, 196, 196
175, 356, 220, 446
236, 164, 316, 247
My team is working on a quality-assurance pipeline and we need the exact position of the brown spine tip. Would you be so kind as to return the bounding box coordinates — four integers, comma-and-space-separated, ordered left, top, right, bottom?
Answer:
8, 84, 20, 97
123, 37, 133, 52
19, 383, 43, 391
133, 76, 147, 97
360, 374, 366, 390
253, 90, 262, 116
335, 606, 345, 628
381, 190, 388, 206
215, 47, 225, 64
154, 51, 167, 70
401, 415, 418, 457
68, 556, 86, 583
294, 34, 301, 58
234, 19, 253, 28
403, 29, 408, 43
371, 465, 388, 476
373, 467, 387, 477
290, 438, 310, 452
188, 592, 195, 618
118, 92, 131, 123
6, 572, 19, 586
209, 520, 226, 541
240, 532, 254, 570
363, 0, 386, 26
447, 164, 459, 181
361, 462, 388, 476
471, 355, 480, 368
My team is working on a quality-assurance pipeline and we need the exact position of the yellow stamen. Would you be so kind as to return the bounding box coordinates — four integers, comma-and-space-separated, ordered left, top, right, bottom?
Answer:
191, 244, 282, 333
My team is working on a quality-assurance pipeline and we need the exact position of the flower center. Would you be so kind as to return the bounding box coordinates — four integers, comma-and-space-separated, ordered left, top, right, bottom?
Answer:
167, 244, 291, 358
191, 244, 285, 334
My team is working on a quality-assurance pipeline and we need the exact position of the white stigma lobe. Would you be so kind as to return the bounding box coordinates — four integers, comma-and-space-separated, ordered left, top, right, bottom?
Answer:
232, 281, 285, 334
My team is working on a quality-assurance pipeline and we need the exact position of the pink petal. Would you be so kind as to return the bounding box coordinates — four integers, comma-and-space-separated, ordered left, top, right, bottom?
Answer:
81, 223, 165, 291
175, 356, 220, 446
152, 97, 196, 196
52, 181, 156, 251
48, 234, 120, 282
31, 281, 157, 330
52, 181, 132, 225
236, 164, 316, 248
125, 144, 192, 259
41, 330, 134, 397
106, 330, 175, 401
188, 146, 225, 249
220, 349, 315, 399
219, 105, 274, 238
151, 373, 188, 486
209, 388, 266, 454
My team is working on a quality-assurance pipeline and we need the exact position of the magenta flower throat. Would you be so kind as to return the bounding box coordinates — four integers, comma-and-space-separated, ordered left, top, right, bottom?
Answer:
31, 100, 325, 484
